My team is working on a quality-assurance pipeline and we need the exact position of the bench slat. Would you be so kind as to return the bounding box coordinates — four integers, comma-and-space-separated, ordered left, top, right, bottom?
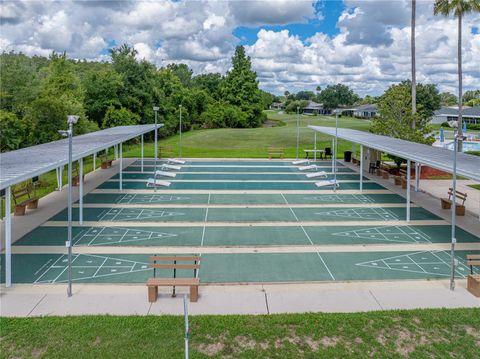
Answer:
147, 278, 199, 286
467, 255, 480, 260
466, 260, 480, 266
149, 264, 200, 269
149, 256, 201, 261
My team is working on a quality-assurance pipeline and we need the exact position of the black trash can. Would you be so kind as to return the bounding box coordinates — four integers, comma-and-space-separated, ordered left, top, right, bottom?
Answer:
344, 151, 352, 162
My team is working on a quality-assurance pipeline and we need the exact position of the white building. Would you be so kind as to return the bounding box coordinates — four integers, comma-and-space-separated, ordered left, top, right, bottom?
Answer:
431, 106, 480, 125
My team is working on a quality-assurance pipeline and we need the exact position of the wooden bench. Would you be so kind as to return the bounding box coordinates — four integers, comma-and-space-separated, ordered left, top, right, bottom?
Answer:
159, 145, 175, 159
147, 255, 200, 303
441, 188, 467, 216
394, 169, 408, 188
100, 154, 113, 169
466, 255, 480, 297
12, 183, 39, 216
268, 147, 284, 159
379, 165, 390, 180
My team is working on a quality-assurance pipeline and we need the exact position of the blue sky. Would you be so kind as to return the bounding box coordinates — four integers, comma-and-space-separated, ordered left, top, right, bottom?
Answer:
1, 0, 479, 96
234, 1, 345, 45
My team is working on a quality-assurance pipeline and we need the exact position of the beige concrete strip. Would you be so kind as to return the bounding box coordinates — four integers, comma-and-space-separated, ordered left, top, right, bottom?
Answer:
13, 243, 479, 255
91, 189, 392, 195
123, 171, 349, 175
42, 219, 447, 227
72, 203, 417, 209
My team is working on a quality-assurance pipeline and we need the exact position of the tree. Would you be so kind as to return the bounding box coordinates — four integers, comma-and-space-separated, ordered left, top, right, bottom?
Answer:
192, 73, 223, 100
0, 111, 27, 152
315, 86, 321, 93
440, 92, 458, 106
370, 82, 434, 145
221, 46, 265, 127
463, 89, 480, 103
318, 84, 359, 110
434, 0, 480, 151
102, 106, 140, 128
295, 91, 316, 101
411, 0, 417, 128
167, 63, 193, 87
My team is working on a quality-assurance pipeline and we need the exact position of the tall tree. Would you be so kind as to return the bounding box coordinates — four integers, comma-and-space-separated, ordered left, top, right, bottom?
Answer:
318, 84, 359, 110
411, 0, 417, 129
434, 0, 480, 151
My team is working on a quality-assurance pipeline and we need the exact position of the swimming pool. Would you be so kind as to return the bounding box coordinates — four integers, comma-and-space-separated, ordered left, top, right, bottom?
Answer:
445, 141, 480, 152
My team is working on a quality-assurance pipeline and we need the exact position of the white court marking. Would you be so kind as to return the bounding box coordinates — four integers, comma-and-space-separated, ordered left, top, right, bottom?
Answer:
305, 194, 375, 203
332, 226, 431, 244
315, 208, 399, 220
355, 251, 476, 278
34, 254, 150, 284
98, 208, 185, 221
116, 194, 191, 204
73, 227, 178, 246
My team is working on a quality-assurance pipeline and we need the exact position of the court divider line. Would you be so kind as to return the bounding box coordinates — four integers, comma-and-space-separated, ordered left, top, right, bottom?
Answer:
281, 193, 336, 280
73, 203, 417, 209
196, 193, 210, 279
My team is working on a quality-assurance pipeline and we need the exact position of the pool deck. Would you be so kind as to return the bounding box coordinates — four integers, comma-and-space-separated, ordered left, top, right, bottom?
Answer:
1, 157, 479, 316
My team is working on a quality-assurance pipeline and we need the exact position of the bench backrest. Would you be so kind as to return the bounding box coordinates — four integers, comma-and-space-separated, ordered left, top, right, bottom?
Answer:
159, 145, 175, 158
12, 184, 33, 204
398, 169, 407, 177
268, 147, 284, 152
325, 147, 332, 156
447, 188, 467, 204
149, 256, 200, 278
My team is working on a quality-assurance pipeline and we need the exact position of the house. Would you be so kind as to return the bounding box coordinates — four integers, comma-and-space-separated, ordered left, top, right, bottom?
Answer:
303, 101, 331, 115
270, 102, 285, 110
431, 106, 480, 125
353, 104, 378, 118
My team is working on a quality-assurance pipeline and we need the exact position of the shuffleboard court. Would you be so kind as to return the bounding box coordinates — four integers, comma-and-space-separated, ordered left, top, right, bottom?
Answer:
98, 180, 385, 190
14, 225, 479, 247
124, 165, 356, 173
80, 193, 406, 205
111, 173, 367, 181
48, 206, 439, 223
4, 250, 478, 284
132, 160, 340, 167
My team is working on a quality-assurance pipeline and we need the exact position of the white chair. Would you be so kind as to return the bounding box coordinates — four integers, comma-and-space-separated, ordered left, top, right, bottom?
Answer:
146, 179, 171, 187
162, 164, 182, 171
306, 171, 328, 178
298, 165, 318, 171
155, 170, 176, 178
168, 158, 185, 165
292, 159, 309, 165
315, 180, 339, 188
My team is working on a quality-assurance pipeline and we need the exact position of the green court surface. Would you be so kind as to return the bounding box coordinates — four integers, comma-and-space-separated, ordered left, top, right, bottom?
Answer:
49, 206, 439, 223
132, 160, 338, 166
81, 193, 406, 205
3, 250, 479, 284
98, 180, 385, 190
111, 173, 367, 181
14, 225, 479, 247
124, 165, 356, 173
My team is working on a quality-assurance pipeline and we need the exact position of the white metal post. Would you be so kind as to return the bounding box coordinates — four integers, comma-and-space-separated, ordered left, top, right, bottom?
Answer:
406, 159, 411, 222
56, 167, 61, 190
66, 121, 74, 297
179, 105, 183, 158
313, 132, 317, 162
331, 137, 335, 171
79, 158, 83, 225
93, 153, 96, 171
360, 145, 363, 192
450, 131, 458, 291
296, 106, 300, 160
184, 294, 189, 359
141, 134, 144, 173
154, 107, 159, 173
5, 186, 11, 287
415, 162, 420, 192
119, 142, 123, 191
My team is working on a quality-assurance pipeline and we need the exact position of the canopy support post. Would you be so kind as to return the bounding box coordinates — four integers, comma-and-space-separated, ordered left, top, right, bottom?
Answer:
141, 134, 144, 173
406, 159, 411, 222
5, 186, 12, 287
415, 162, 420, 192
79, 158, 83, 225
360, 145, 363, 192
93, 152, 96, 171
313, 132, 317, 162
119, 142, 123, 191
114, 144, 118, 160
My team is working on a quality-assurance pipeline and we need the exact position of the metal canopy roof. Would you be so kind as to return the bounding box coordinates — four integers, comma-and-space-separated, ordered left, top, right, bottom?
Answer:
309, 125, 480, 181
0, 124, 159, 190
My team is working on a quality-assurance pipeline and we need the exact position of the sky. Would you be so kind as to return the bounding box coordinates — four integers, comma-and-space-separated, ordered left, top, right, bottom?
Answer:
0, 0, 479, 97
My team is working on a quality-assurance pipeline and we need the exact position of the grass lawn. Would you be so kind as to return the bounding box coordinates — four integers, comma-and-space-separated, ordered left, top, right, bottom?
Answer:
122, 111, 371, 159
1, 308, 479, 358
469, 184, 480, 190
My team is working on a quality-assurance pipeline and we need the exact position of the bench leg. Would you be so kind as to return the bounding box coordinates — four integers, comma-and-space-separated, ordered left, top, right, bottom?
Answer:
148, 286, 158, 302
190, 285, 198, 302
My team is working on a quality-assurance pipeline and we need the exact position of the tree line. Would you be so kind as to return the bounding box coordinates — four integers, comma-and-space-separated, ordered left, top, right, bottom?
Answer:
0, 45, 274, 152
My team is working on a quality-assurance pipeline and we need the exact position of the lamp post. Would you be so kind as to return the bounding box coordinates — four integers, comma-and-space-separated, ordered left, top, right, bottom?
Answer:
153, 106, 159, 172
179, 104, 183, 158
333, 109, 339, 192
296, 106, 300, 160
59, 115, 79, 297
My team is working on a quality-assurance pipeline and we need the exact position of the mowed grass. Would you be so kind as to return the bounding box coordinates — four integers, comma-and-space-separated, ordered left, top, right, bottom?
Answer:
2, 308, 479, 358
123, 111, 371, 158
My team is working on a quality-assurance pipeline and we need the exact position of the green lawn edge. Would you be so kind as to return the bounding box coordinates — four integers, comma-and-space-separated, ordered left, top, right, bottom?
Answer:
2, 308, 479, 358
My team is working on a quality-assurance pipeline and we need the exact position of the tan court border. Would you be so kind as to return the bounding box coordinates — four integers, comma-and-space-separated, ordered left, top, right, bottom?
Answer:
107, 179, 369, 183
72, 203, 418, 209
42, 220, 448, 227
122, 171, 355, 175
10, 243, 480, 254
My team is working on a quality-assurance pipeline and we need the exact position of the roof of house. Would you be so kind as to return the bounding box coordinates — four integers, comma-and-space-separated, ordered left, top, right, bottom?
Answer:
304, 101, 323, 110
354, 104, 378, 112
434, 106, 480, 117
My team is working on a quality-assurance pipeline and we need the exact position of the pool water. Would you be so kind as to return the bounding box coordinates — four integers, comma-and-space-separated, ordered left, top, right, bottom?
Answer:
446, 141, 480, 152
